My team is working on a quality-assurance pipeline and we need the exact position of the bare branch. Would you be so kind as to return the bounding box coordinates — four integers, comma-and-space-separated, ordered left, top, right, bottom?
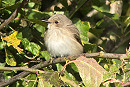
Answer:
86, 0, 123, 17
0, 0, 28, 30
0, 67, 46, 73
111, 35, 130, 52
86, 9, 98, 17
122, 81, 130, 87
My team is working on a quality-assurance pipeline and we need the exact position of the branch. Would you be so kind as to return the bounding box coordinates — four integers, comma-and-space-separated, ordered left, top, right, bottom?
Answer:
86, 0, 110, 17
0, 52, 129, 87
0, 0, 28, 30
86, 9, 98, 17
0, 67, 47, 73
111, 35, 130, 52
122, 81, 130, 87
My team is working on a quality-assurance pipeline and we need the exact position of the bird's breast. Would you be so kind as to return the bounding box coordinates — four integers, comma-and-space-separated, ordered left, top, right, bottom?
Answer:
44, 27, 83, 57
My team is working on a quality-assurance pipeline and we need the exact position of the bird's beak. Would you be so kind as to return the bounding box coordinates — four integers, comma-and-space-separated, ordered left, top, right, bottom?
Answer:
42, 20, 51, 23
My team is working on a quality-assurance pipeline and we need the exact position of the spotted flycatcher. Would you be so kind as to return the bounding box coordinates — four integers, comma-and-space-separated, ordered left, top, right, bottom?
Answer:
43, 14, 83, 57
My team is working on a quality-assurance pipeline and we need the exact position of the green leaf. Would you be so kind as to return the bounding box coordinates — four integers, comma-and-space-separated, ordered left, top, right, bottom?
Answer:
0, 1, 20, 11
22, 74, 37, 87
103, 72, 114, 81
110, 64, 119, 73
60, 76, 79, 87
21, 38, 30, 49
112, 59, 121, 68
0, 42, 5, 50
27, 19, 47, 27
56, 63, 79, 85
84, 43, 97, 53
73, 57, 106, 87
103, 63, 120, 81
112, 13, 119, 20
16, 32, 23, 40
92, 5, 110, 12
2, 0, 16, 5
22, 38, 41, 56
0, 63, 6, 67
38, 72, 62, 87
29, 42, 41, 55
16, 28, 32, 41
89, 28, 104, 37
40, 51, 51, 60
28, 2, 35, 8
73, 18, 90, 44
33, 24, 46, 37
96, 19, 104, 26
38, 78, 53, 87
24, 9, 51, 20
6, 49, 16, 66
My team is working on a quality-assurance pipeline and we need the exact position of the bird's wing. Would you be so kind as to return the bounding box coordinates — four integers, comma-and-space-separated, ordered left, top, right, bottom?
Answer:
66, 25, 83, 46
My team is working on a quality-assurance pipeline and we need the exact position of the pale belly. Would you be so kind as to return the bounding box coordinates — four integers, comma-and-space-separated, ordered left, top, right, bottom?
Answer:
44, 29, 83, 57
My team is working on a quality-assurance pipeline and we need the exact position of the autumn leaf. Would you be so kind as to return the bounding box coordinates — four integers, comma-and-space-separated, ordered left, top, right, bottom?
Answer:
62, 56, 107, 87
1, 31, 23, 54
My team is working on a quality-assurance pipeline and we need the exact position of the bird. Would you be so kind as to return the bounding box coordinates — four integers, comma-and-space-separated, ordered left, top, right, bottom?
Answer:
43, 14, 83, 57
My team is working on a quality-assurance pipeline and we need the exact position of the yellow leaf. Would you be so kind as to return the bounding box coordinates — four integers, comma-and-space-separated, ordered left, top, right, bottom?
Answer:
1, 31, 23, 54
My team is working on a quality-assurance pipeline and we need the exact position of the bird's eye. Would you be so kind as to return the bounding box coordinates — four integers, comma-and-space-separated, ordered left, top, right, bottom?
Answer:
55, 21, 58, 24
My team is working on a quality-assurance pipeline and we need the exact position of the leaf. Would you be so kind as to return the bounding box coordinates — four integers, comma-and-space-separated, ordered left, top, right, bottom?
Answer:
28, 2, 35, 8
60, 76, 79, 87
73, 18, 90, 44
24, 9, 52, 20
56, 63, 79, 85
38, 78, 53, 87
89, 28, 104, 37
19, 27, 33, 40
73, 56, 106, 87
0, 42, 5, 50
22, 74, 37, 87
22, 38, 41, 56
27, 19, 47, 27
2, 0, 16, 5
92, 5, 110, 12
1, 31, 23, 54
112, 59, 121, 68
29, 42, 41, 55
6, 49, 16, 66
0, 1, 20, 11
40, 51, 51, 60
103, 63, 119, 82
38, 72, 62, 87
84, 43, 97, 53
96, 19, 104, 26
33, 24, 46, 37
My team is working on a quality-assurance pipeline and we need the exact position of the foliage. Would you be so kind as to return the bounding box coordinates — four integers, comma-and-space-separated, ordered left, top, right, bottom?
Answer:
0, 0, 129, 87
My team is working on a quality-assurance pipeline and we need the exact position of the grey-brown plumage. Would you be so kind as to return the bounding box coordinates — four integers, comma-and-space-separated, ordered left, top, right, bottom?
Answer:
44, 14, 83, 57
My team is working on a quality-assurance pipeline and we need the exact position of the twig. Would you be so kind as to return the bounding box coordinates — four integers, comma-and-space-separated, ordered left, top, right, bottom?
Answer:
111, 35, 130, 52
0, 0, 28, 30
86, 0, 110, 17
122, 81, 130, 87
0, 52, 129, 87
0, 18, 5, 22
86, 9, 98, 17
0, 67, 46, 73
